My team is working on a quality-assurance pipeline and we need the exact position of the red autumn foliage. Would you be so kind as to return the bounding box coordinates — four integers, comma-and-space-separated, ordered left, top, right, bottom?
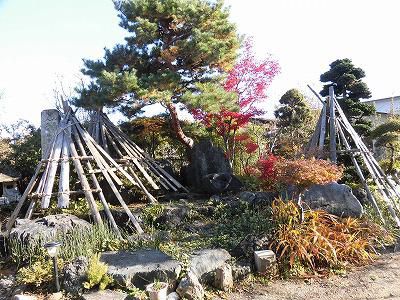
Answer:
192, 39, 280, 165
257, 155, 343, 192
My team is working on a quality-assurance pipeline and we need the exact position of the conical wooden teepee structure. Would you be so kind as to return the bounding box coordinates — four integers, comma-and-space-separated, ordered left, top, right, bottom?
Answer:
5, 103, 145, 237
307, 85, 400, 227
88, 109, 188, 194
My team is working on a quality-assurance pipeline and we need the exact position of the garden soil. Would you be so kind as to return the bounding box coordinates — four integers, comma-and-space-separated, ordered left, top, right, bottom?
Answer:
220, 250, 400, 300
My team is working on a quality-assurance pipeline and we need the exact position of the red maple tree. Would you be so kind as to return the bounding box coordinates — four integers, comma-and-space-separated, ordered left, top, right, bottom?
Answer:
192, 39, 280, 167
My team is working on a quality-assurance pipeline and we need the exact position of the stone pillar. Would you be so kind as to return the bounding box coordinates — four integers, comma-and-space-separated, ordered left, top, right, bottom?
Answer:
41, 109, 61, 159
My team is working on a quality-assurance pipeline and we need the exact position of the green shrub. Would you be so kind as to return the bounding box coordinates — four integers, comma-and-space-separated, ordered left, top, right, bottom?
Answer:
83, 253, 113, 291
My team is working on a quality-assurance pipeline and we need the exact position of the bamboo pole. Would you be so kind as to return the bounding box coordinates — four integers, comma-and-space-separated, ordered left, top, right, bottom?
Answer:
58, 127, 70, 208
336, 121, 385, 223
319, 103, 327, 156
335, 106, 400, 226
72, 116, 138, 186
101, 112, 187, 191
328, 86, 337, 164
66, 129, 103, 225
127, 166, 157, 203
69, 117, 143, 232
99, 117, 109, 153
72, 126, 122, 237
110, 128, 159, 189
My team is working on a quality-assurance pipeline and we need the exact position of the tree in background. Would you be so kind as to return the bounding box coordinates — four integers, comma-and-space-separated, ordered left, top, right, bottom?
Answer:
274, 89, 315, 157
190, 39, 280, 167
320, 58, 375, 136
370, 118, 400, 175
75, 0, 239, 149
0, 120, 41, 185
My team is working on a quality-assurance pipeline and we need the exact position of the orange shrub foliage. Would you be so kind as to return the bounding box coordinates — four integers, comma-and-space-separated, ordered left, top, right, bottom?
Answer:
258, 155, 343, 191
270, 199, 391, 275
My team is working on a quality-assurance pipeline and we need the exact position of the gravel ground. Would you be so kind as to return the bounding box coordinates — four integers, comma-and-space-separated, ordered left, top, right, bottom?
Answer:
219, 251, 400, 300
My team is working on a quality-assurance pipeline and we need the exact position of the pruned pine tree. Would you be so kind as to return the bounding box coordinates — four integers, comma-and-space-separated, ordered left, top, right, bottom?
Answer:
75, 0, 239, 149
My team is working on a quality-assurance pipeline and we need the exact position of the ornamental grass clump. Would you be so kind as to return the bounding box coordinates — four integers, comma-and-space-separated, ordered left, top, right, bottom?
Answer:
270, 199, 390, 276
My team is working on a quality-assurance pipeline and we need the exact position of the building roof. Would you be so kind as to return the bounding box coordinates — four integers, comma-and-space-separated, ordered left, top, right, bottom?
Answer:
0, 165, 20, 183
363, 96, 400, 115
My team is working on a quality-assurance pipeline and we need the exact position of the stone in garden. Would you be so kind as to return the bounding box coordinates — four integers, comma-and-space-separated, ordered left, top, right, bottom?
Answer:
41, 109, 61, 159
81, 290, 129, 300
100, 250, 181, 290
0, 275, 16, 299
155, 202, 189, 228
231, 234, 271, 258
45, 292, 63, 300
254, 250, 277, 275
9, 214, 91, 244
200, 173, 243, 194
176, 271, 204, 300
214, 263, 233, 291
352, 188, 369, 205
188, 248, 231, 284
183, 139, 232, 191
167, 292, 180, 300
12, 295, 37, 300
231, 260, 252, 281
63, 256, 89, 295
303, 182, 363, 218
238, 191, 276, 206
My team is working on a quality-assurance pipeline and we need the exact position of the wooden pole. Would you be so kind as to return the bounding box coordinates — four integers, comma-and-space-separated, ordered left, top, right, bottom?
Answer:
72, 126, 122, 237
66, 128, 103, 225
336, 121, 385, 223
319, 103, 327, 156
329, 86, 337, 164
70, 119, 143, 233
5, 162, 43, 235
58, 127, 70, 208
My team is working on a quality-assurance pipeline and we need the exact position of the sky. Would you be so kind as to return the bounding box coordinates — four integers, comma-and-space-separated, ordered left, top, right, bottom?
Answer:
1, 0, 400, 128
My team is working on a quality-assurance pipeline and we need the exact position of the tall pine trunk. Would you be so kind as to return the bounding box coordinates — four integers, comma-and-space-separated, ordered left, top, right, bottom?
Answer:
166, 102, 194, 149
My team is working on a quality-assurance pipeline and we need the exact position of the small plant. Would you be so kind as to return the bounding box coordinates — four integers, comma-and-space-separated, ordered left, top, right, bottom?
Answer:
127, 286, 148, 300
16, 258, 64, 287
8, 223, 123, 266
83, 253, 113, 290
146, 279, 168, 300
141, 204, 165, 228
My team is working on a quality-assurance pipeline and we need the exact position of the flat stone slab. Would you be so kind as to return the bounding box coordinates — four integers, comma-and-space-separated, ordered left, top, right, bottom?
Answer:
189, 249, 231, 283
81, 290, 128, 300
10, 214, 91, 244
100, 250, 181, 289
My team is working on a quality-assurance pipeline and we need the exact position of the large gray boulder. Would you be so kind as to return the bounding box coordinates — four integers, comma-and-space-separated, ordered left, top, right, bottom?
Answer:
303, 182, 363, 217
183, 139, 232, 192
63, 256, 89, 295
100, 250, 181, 290
9, 214, 91, 244
188, 249, 231, 284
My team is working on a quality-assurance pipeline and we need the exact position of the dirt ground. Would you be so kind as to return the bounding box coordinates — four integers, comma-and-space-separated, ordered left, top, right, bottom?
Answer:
222, 250, 400, 300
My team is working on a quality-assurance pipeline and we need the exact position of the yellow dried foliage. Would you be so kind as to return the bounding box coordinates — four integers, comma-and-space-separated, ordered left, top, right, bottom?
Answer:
270, 199, 390, 275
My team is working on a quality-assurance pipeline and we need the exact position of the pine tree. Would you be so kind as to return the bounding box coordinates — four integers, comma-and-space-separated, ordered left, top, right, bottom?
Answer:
370, 118, 400, 174
319, 58, 375, 136
274, 89, 314, 157
74, 0, 239, 148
